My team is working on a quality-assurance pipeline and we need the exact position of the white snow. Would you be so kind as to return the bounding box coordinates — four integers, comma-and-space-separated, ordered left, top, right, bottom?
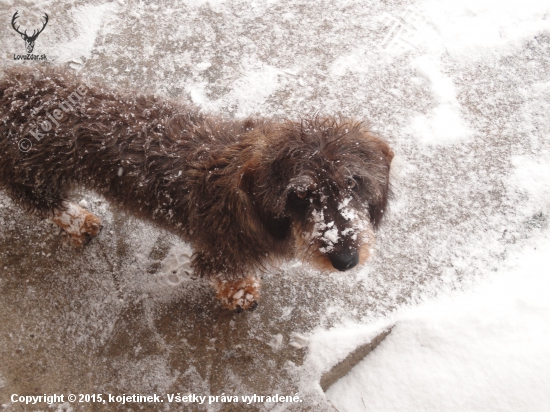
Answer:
323, 228, 339, 245
418, 0, 550, 58
52, 202, 87, 236
268, 333, 284, 351
50, 3, 120, 64
326, 234, 550, 412
409, 56, 471, 145
290, 332, 310, 349
188, 58, 287, 116
507, 154, 550, 218
303, 321, 393, 385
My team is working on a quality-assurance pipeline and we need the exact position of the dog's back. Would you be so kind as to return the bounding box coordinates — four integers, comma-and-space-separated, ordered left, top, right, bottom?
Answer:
0, 67, 248, 229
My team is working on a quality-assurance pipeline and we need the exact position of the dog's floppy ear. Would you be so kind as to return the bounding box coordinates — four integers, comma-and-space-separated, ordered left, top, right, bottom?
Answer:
364, 137, 394, 229
238, 154, 273, 216
375, 138, 394, 166
237, 154, 292, 241
382, 144, 394, 165
238, 158, 258, 196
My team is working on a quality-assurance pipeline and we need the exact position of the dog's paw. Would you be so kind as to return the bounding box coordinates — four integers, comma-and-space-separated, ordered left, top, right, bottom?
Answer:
78, 211, 103, 246
211, 276, 261, 312
52, 202, 103, 248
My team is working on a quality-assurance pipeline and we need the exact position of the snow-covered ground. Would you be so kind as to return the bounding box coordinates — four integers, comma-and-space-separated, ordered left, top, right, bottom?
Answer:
325, 234, 550, 411
1, 0, 550, 410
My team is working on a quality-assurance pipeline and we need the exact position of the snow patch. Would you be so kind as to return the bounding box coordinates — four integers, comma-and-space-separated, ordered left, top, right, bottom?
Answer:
188, 58, 286, 116
52, 3, 119, 63
419, 0, 550, 58
289, 332, 309, 349
409, 56, 470, 145
327, 235, 550, 412
507, 154, 550, 218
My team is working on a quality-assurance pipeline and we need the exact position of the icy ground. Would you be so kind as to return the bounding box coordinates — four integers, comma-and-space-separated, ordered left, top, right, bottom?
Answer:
1, 0, 550, 410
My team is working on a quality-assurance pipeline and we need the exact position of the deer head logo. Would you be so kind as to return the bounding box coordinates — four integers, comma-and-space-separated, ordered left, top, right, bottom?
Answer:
11, 11, 49, 54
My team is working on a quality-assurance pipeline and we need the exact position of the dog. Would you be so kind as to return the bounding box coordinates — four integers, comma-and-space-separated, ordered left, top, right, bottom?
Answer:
0, 66, 393, 311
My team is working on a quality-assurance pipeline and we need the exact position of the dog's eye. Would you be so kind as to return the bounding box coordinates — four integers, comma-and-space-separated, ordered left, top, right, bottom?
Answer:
289, 188, 310, 204
346, 177, 358, 190
295, 188, 308, 200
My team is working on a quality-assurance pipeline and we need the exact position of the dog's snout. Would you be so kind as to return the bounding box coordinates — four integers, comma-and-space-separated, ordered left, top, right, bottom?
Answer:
329, 250, 359, 271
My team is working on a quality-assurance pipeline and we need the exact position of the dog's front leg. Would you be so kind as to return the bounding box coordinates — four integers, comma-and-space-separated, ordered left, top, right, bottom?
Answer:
51, 202, 103, 247
210, 276, 261, 312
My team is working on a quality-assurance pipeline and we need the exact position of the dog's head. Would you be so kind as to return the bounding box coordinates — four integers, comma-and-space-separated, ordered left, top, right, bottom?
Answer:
241, 117, 393, 272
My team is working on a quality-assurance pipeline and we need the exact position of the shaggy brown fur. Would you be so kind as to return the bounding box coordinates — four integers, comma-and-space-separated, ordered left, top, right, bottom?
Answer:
0, 66, 393, 311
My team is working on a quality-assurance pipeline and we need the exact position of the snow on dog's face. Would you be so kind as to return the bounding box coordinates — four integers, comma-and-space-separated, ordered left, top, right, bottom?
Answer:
287, 175, 375, 271
253, 117, 393, 272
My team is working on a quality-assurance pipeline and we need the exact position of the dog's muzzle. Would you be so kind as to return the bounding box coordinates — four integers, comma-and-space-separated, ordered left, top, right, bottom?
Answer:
328, 250, 359, 271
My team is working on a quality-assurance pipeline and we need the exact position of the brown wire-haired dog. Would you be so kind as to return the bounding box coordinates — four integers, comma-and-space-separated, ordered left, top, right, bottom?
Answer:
0, 67, 393, 311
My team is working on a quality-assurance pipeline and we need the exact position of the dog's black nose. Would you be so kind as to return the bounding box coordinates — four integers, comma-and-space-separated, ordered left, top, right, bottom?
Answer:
329, 250, 359, 271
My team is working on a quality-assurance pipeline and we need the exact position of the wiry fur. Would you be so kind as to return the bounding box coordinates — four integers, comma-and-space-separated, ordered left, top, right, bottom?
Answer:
0, 66, 393, 309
